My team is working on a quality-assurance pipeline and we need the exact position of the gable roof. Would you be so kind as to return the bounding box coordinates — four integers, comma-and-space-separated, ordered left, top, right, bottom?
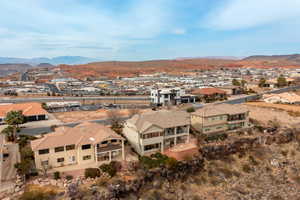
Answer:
193, 104, 249, 117
31, 122, 124, 151
0, 102, 48, 118
127, 110, 190, 133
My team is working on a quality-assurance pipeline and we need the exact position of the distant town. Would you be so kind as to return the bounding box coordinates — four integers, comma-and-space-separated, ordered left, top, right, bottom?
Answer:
1, 59, 300, 199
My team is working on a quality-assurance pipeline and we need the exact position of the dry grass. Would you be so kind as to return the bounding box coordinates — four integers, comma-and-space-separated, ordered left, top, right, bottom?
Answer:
246, 101, 300, 112
54, 108, 151, 123
245, 103, 300, 127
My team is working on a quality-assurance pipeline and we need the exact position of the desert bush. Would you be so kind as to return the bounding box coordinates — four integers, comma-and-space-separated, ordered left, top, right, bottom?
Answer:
248, 156, 259, 166
95, 175, 110, 186
242, 164, 252, 173
84, 168, 100, 179
205, 133, 228, 142
66, 175, 73, 181
139, 152, 178, 169
99, 162, 117, 177
53, 171, 60, 180
186, 107, 195, 113
270, 195, 284, 200
19, 186, 58, 200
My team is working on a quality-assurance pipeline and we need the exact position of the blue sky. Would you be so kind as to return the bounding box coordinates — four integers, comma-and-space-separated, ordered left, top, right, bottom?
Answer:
1, 0, 300, 60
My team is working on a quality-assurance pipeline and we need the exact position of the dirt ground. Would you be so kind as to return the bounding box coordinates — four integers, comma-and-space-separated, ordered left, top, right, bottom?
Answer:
53, 108, 151, 123
246, 101, 300, 112
245, 102, 300, 127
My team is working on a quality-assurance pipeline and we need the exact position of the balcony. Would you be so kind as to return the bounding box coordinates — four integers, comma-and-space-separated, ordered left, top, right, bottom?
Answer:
227, 114, 246, 121
164, 128, 175, 136
176, 126, 188, 134
97, 144, 122, 153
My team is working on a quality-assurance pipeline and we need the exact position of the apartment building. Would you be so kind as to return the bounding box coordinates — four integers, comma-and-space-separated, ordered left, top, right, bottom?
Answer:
123, 110, 190, 156
191, 104, 250, 135
150, 88, 196, 106
31, 122, 125, 170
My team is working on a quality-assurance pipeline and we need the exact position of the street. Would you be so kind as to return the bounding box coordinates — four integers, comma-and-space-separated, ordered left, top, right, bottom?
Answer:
6, 85, 300, 136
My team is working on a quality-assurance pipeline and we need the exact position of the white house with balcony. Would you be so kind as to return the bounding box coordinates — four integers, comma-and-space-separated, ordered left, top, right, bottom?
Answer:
150, 88, 196, 106
123, 110, 191, 156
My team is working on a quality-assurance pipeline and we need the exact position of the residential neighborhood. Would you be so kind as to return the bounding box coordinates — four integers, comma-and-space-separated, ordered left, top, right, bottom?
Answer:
1, 61, 300, 200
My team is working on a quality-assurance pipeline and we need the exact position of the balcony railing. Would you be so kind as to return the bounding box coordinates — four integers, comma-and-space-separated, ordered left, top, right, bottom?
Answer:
97, 144, 122, 152
228, 114, 246, 121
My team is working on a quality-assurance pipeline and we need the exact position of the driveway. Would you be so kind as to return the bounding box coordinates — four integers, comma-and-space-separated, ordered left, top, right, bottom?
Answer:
1, 143, 20, 181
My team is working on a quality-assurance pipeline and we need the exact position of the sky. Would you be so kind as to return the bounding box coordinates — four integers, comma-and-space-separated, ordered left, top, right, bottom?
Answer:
1, 0, 300, 60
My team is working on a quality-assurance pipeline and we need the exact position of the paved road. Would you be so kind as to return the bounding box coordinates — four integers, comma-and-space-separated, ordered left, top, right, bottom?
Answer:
13, 85, 300, 136
0, 96, 150, 103
1, 144, 20, 181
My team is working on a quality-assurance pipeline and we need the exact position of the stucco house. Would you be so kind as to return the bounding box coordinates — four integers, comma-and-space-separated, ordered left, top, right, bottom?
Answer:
123, 110, 191, 156
31, 122, 125, 171
191, 104, 250, 135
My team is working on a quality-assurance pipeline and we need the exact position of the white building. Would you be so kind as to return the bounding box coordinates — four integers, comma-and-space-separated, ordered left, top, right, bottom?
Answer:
150, 88, 196, 106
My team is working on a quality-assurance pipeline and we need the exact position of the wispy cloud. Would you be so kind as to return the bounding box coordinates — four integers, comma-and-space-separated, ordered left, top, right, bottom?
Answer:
204, 0, 300, 30
172, 28, 186, 35
0, 0, 175, 58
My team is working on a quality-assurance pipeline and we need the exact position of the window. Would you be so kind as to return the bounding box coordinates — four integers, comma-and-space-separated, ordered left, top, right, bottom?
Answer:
97, 152, 109, 161
83, 155, 91, 160
82, 144, 91, 150
54, 146, 64, 153
101, 141, 108, 144
111, 139, 117, 143
144, 143, 160, 151
69, 156, 76, 163
41, 160, 49, 166
38, 149, 49, 155
143, 132, 160, 139
66, 144, 75, 151
57, 157, 64, 163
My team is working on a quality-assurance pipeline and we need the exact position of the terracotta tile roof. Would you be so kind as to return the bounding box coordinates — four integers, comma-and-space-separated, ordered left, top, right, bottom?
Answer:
127, 110, 190, 133
31, 122, 124, 151
193, 104, 249, 117
0, 102, 48, 118
191, 88, 226, 95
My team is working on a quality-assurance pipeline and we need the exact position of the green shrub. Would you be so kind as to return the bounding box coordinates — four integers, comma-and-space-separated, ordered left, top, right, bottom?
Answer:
139, 152, 178, 169
249, 156, 259, 166
53, 171, 60, 180
242, 164, 252, 173
205, 133, 228, 142
65, 175, 73, 181
95, 175, 110, 186
186, 107, 195, 113
99, 163, 117, 177
84, 168, 100, 178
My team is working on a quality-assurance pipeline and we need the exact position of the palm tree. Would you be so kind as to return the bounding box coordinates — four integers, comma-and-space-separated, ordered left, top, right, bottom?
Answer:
4, 110, 25, 141
1, 126, 14, 141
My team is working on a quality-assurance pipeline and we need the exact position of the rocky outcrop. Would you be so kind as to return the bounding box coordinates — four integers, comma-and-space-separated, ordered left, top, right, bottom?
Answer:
201, 138, 258, 160
201, 128, 299, 160
65, 157, 205, 200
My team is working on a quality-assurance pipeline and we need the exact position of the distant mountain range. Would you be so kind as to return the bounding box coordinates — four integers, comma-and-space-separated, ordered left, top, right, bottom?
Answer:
0, 56, 100, 65
176, 56, 243, 60
0, 63, 34, 77
243, 54, 300, 64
